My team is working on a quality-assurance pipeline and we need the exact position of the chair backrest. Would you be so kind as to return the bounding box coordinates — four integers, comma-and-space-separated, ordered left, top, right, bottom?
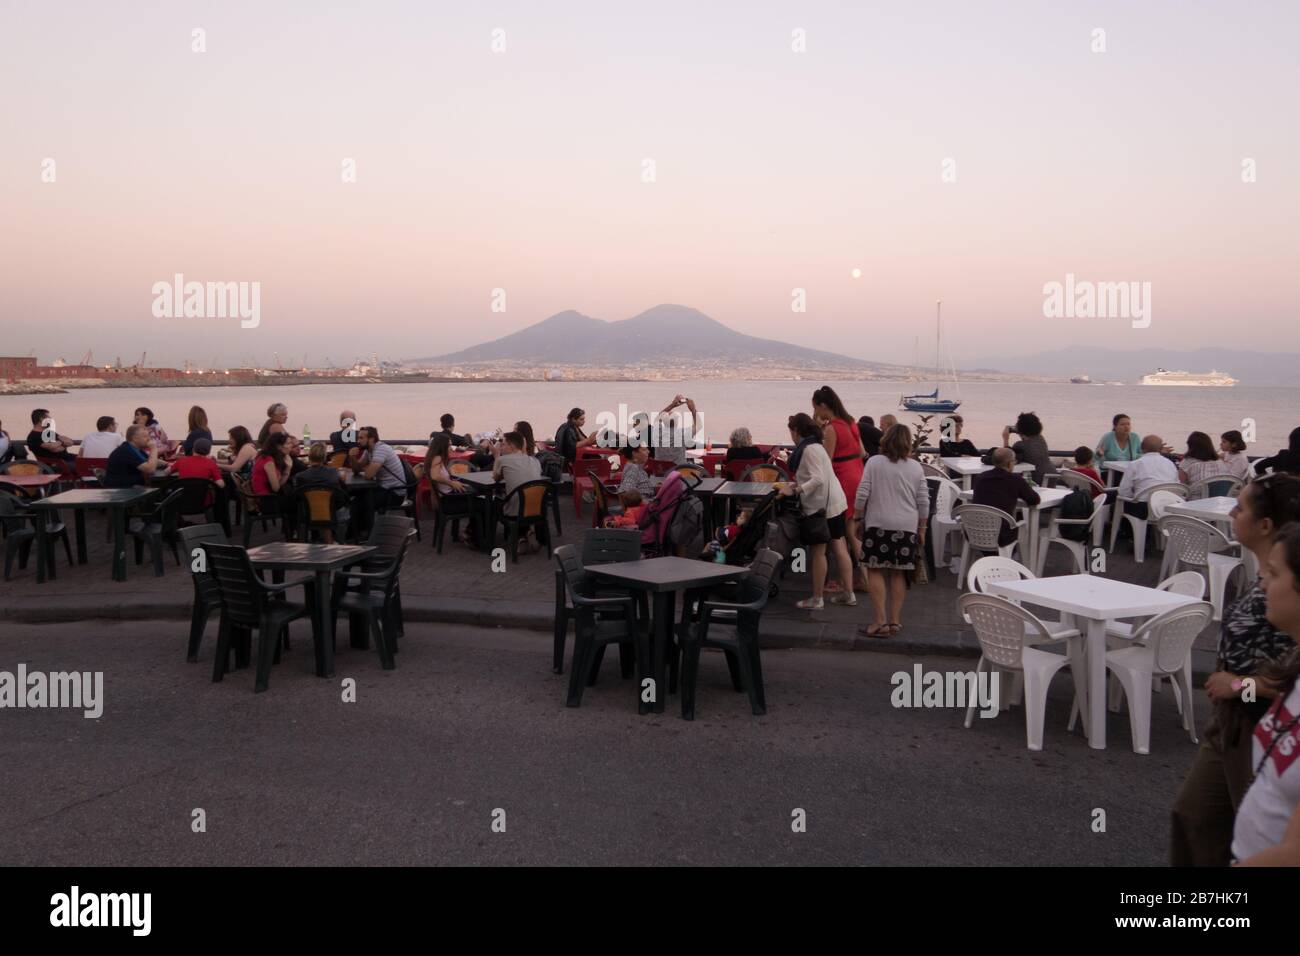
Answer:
967, 555, 1035, 594
300, 488, 343, 524
1, 460, 53, 476
644, 458, 676, 477
1188, 475, 1243, 500
926, 475, 963, 520
448, 460, 472, 475
734, 547, 782, 609
675, 462, 706, 479
502, 478, 550, 520
1158, 570, 1207, 599
1055, 469, 1105, 496
953, 504, 1018, 551
178, 523, 227, 599
367, 514, 416, 557
701, 452, 725, 476
326, 451, 349, 468
553, 544, 589, 600
1148, 490, 1185, 521
581, 527, 642, 564
75, 457, 108, 480
920, 460, 949, 481
590, 477, 612, 524
959, 593, 1054, 669
739, 463, 782, 483
1138, 482, 1188, 504
1159, 515, 1232, 567
1131, 601, 1214, 674
175, 478, 217, 515
200, 542, 266, 626
0, 490, 32, 532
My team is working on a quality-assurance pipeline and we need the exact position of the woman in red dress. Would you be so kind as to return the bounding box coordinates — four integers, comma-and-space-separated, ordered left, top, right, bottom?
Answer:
813, 386, 868, 592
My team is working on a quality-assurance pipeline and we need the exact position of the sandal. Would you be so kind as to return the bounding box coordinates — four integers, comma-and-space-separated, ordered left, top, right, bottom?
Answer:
886, 623, 903, 635
857, 624, 890, 638
794, 597, 825, 610
830, 592, 858, 606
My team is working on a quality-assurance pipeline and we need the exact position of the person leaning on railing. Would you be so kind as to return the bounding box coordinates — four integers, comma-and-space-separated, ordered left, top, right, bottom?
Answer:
1171, 474, 1300, 866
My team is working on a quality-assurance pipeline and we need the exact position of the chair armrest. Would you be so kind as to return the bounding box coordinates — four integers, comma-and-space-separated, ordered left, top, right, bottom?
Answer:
571, 592, 636, 610
260, 574, 315, 594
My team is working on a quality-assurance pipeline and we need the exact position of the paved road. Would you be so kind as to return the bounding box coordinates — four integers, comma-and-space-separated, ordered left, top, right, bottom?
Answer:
0, 620, 1198, 865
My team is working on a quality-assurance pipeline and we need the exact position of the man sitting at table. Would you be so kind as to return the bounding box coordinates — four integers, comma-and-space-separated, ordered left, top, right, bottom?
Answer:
79, 416, 124, 459
435, 413, 472, 449
356, 426, 408, 510
26, 407, 77, 474
493, 431, 543, 513
103, 425, 161, 488
294, 442, 351, 542
1117, 433, 1179, 520
973, 447, 1039, 546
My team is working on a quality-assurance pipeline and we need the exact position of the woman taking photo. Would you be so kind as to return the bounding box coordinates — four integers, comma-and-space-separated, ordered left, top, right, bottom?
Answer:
1232, 521, 1300, 864
778, 413, 854, 611
1170, 475, 1300, 865
813, 386, 868, 593
854, 424, 929, 637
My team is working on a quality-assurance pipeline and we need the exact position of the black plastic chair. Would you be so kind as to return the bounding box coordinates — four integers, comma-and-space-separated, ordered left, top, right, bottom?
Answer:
374, 460, 422, 542
552, 528, 643, 673
178, 523, 229, 663
553, 544, 647, 708
335, 514, 415, 645
2, 490, 74, 580
589, 477, 623, 528
431, 482, 480, 553
201, 542, 312, 693
678, 548, 782, 720
329, 535, 410, 671
233, 474, 289, 547
174, 477, 231, 538
294, 485, 351, 543
497, 478, 553, 562
128, 487, 183, 576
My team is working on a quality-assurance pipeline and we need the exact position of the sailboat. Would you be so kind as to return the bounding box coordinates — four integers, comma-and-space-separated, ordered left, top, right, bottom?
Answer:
900, 301, 962, 413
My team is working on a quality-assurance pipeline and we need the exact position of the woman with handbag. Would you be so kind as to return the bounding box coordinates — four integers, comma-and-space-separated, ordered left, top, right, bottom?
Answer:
778, 413, 854, 610
854, 424, 929, 637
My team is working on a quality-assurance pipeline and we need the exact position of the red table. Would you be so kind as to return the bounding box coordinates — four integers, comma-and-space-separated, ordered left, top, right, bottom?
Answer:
0, 473, 61, 492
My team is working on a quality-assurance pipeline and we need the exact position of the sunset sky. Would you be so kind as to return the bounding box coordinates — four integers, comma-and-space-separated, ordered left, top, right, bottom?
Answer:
2, 1, 1297, 369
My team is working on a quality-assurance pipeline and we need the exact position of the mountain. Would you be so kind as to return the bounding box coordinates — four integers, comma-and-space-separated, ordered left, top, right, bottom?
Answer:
974, 346, 1298, 387
416, 305, 889, 370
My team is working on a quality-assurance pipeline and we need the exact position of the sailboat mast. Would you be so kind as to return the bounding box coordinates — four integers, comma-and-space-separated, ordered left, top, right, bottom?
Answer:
934, 300, 941, 390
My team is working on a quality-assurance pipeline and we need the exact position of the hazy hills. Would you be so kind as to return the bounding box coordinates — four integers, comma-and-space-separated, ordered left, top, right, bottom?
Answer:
417, 305, 892, 370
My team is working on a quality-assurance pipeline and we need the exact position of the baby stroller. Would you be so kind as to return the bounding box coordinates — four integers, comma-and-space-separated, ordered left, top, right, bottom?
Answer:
713, 488, 783, 599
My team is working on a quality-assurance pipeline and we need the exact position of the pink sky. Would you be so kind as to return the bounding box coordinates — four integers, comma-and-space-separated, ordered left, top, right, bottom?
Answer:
2, 0, 1297, 368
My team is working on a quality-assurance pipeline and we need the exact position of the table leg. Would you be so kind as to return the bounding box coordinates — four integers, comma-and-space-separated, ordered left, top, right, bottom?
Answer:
654, 592, 675, 714
35, 514, 49, 583
1027, 507, 1040, 573
963, 475, 972, 492
315, 569, 334, 678
1085, 618, 1106, 749
111, 508, 127, 582
74, 510, 88, 563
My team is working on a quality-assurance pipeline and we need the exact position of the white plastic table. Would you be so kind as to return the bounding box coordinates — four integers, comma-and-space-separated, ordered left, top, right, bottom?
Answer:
941, 457, 1034, 490
987, 575, 1199, 749
1166, 496, 1236, 527
1101, 460, 1131, 487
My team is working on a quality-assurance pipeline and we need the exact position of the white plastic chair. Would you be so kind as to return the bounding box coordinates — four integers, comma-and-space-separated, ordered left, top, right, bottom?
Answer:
926, 474, 964, 571
960, 593, 1080, 751
1109, 482, 1187, 563
1052, 468, 1107, 497
1157, 515, 1244, 621
1103, 570, 1206, 714
1035, 492, 1109, 575
1071, 601, 1212, 754
1187, 475, 1244, 500
953, 504, 1023, 588
920, 460, 949, 482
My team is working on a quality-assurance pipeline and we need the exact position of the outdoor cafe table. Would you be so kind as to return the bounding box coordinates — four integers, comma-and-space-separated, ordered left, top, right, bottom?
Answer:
585, 556, 748, 714
1101, 460, 1131, 487
1167, 496, 1237, 527
246, 542, 376, 678
986, 574, 1199, 749
29, 487, 160, 582
940, 457, 1035, 490
0, 473, 62, 496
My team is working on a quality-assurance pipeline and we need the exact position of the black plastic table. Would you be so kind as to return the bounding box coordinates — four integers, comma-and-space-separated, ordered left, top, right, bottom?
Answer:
29, 487, 160, 582
246, 542, 376, 678
585, 557, 749, 714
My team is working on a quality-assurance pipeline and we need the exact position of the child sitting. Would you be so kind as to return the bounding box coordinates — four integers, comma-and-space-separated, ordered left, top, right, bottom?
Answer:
1069, 446, 1104, 492
605, 490, 647, 528
705, 508, 751, 559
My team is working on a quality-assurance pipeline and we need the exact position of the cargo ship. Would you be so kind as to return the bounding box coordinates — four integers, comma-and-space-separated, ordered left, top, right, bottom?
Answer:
1140, 368, 1237, 386
1069, 374, 1091, 384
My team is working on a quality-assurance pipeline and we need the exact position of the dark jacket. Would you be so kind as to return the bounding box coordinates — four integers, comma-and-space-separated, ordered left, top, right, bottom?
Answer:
972, 467, 1039, 546
858, 424, 883, 458
554, 422, 584, 463
1254, 449, 1300, 476
939, 438, 980, 458
436, 428, 472, 449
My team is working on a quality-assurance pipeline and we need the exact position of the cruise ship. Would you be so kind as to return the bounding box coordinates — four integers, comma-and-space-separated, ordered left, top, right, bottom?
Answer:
1140, 368, 1238, 387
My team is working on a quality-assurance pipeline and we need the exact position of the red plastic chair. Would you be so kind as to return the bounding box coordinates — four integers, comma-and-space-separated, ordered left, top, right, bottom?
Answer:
74, 457, 109, 485
645, 458, 677, 477
701, 452, 725, 476
572, 458, 612, 518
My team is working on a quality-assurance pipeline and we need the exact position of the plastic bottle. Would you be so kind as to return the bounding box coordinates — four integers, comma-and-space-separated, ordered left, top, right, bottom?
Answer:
303, 423, 312, 444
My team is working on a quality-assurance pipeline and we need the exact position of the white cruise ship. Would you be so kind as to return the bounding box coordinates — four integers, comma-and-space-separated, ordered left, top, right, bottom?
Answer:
1140, 368, 1238, 387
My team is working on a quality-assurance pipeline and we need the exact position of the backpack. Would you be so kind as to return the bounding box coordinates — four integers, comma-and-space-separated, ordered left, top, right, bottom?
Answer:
669, 493, 705, 557
1056, 489, 1093, 541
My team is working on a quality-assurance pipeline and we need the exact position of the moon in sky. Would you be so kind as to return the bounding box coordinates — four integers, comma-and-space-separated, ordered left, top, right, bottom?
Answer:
851, 268, 862, 279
